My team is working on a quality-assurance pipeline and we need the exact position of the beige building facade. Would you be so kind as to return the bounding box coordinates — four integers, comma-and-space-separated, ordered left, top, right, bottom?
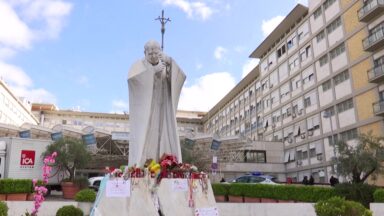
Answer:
203, 0, 384, 184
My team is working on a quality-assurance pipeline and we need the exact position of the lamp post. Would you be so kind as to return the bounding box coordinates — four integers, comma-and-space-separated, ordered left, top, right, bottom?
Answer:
323, 110, 338, 177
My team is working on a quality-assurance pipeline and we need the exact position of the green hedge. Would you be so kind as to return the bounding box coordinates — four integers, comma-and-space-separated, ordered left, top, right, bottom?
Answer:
211, 183, 230, 196
0, 179, 33, 194
373, 189, 384, 203
212, 183, 336, 202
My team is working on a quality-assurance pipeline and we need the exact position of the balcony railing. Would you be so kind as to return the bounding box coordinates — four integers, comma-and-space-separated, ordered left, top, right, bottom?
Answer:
358, 0, 384, 22
363, 27, 384, 51
373, 100, 384, 116
367, 64, 384, 83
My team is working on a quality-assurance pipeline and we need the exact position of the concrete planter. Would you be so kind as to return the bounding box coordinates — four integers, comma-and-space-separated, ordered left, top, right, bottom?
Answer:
228, 195, 243, 203
78, 202, 93, 216
0, 194, 6, 201
277, 199, 295, 203
6, 193, 27, 201
214, 195, 227, 202
260, 198, 278, 203
27, 193, 35, 201
244, 197, 261, 203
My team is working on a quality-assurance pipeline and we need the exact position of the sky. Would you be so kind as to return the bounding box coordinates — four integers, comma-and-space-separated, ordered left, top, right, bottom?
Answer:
0, 0, 308, 113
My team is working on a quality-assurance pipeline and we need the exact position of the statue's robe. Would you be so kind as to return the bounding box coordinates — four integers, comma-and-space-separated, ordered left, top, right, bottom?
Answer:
128, 58, 186, 166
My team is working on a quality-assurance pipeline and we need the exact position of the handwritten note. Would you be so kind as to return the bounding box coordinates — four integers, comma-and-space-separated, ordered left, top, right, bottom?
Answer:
195, 207, 219, 216
106, 179, 131, 197
171, 179, 188, 192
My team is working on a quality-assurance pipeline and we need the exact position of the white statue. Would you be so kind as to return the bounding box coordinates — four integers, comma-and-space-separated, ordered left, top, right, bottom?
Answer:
128, 40, 186, 167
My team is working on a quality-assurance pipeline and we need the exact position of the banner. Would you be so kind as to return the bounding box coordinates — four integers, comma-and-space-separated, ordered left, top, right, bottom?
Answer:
19, 130, 31, 138
111, 131, 130, 141
82, 134, 97, 145
210, 139, 221, 150
184, 138, 195, 148
51, 132, 63, 141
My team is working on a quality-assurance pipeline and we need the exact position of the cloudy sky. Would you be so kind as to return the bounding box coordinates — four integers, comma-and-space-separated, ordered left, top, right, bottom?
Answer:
0, 0, 307, 113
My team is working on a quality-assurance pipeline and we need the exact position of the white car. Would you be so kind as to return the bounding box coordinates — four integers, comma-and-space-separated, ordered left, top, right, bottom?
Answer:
231, 175, 279, 184
88, 176, 104, 191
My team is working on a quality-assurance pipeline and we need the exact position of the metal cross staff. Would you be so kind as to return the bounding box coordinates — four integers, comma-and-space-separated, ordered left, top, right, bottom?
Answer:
155, 10, 171, 51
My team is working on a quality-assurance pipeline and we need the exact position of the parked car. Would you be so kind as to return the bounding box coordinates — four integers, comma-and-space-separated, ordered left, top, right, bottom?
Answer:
88, 176, 104, 191
231, 174, 279, 184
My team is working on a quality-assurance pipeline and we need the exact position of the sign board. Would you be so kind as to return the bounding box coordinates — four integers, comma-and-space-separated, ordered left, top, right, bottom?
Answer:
106, 179, 131, 197
20, 150, 35, 168
19, 130, 31, 138
111, 131, 130, 141
194, 207, 219, 216
82, 134, 97, 145
171, 179, 188, 192
210, 139, 221, 150
51, 132, 63, 141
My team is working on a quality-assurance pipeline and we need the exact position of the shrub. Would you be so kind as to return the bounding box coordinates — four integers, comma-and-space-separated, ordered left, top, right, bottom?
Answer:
75, 189, 96, 202
0, 179, 33, 194
56, 205, 83, 216
334, 183, 377, 207
373, 189, 384, 202
211, 183, 230, 196
0, 201, 8, 216
315, 196, 372, 216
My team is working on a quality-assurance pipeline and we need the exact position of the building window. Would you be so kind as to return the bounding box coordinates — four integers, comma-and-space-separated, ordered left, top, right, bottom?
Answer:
323, 0, 336, 10
340, 128, 358, 141
325, 107, 335, 116
316, 31, 325, 43
336, 98, 353, 113
326, 17, 341, 34
319, 54, 328, 66
330, 43, 345, 60
62, 120, 67, 125
287, 37, 296, 50
322, 80, 332, 91
277, 45, 286, 58
304, 97, 311, 108
313, 7, 322, 19
333, 70, 349, 85
328, 134, 338, 146
244, 150, 266, 163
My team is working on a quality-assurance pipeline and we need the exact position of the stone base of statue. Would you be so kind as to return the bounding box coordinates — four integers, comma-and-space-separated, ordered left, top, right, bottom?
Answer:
90, 177, 218, 216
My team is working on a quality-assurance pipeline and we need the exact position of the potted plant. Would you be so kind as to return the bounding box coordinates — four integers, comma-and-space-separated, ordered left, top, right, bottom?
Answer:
43, 137, 91, 199
56, 205, 83, 216
75, 189, 96, 216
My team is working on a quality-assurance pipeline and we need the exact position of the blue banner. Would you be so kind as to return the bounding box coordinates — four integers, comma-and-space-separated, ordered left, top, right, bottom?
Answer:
19, 130, 31, 138
82, 134, 97, 145
51, 132, 63, 141
211, 139, 221, 150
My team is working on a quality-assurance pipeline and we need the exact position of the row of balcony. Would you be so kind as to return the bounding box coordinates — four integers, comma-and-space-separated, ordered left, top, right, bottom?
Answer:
358, 1, 384, 118
358, 0, 384, 22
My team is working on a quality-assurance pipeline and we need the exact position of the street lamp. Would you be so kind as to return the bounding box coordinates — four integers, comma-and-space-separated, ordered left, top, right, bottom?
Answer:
323, 110, 338, 177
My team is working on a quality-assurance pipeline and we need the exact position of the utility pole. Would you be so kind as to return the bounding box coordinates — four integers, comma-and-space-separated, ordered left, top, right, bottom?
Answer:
155, 10, 171, 51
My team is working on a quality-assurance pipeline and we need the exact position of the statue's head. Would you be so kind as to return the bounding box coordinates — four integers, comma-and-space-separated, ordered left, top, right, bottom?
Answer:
144, 40, 161, 65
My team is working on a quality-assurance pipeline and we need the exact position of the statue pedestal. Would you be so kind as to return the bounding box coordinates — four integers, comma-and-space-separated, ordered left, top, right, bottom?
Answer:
91, 177, 218, 216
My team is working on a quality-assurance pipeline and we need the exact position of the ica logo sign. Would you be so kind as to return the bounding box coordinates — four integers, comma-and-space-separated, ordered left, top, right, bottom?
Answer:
20, 150, 35, 167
